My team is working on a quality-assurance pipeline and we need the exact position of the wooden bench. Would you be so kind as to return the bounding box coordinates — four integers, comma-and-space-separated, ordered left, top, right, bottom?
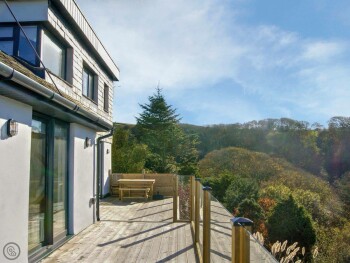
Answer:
118, 179, 155, 201
119, 187, 150, 201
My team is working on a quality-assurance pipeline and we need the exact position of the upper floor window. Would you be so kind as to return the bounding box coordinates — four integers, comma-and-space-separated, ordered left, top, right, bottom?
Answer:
0, 25, 39, 65
42, 30, 66, 79
18, 26, 37, 64
82, 66, 97, 103
0, 27, 14, 55
104, 85, 109, 112
0, 25, 69, 81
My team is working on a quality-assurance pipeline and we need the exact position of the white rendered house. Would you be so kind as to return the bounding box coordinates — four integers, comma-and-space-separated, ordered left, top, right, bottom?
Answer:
0, 1, 119, 262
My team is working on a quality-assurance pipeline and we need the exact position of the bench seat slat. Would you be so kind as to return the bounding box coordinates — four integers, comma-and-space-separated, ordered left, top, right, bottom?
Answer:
119, 188, 150, 191
119, 187, 150, 200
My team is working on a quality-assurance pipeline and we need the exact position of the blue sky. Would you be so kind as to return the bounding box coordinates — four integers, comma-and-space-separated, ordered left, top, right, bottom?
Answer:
76, 0, 350, 126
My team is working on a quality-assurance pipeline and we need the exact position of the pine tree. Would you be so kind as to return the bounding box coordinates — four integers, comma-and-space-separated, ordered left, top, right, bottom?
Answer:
135, 88, 198, 174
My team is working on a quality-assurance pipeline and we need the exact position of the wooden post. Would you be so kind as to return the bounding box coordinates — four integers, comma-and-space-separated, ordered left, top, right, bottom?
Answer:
173, 175, 178, 222
203, 186, 211, 263
190, 176, 195, 222
231, 217, 253, 263
195, 178, 200, 243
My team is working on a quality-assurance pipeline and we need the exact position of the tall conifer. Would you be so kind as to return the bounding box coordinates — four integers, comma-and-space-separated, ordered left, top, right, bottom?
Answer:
135, 88, 198, 174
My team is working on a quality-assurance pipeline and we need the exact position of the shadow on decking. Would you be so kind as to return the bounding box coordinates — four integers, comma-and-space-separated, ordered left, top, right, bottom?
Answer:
120, 224, 185, 248
100, 197, 174, 222
97, 222, 172, 247
155, 245, 194, 263
137, 202, 173, 211
41, 197, 198, 263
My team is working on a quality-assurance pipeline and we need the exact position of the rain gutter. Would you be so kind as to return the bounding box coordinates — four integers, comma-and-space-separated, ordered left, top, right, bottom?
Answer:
0, 61, 113, 130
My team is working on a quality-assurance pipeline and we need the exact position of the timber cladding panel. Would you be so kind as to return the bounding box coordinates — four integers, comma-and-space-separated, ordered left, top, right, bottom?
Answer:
110, 173, 174, 197
47, 8, 114, 123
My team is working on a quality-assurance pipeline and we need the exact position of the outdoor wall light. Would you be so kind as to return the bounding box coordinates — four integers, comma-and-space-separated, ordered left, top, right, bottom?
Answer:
7, 119, 18, 137
85, 137, 92, 147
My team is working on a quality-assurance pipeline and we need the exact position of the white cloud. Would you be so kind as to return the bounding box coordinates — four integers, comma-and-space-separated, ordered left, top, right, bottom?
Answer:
78, 0, 242, 89
302, 41, 346, 62
76, 0, 350, 125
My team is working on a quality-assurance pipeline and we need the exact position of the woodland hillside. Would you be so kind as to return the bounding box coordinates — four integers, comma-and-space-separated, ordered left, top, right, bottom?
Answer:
112, 90, 350, 262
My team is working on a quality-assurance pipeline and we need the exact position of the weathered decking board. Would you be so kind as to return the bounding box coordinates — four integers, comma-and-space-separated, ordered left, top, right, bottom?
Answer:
41, 197, 271, 263
100, 197, 173, 222
208, 200, 274, 263
41, 198, 197, 263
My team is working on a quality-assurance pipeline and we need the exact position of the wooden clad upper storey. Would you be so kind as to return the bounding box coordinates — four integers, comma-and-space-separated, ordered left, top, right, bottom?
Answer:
0, 0, 119, 124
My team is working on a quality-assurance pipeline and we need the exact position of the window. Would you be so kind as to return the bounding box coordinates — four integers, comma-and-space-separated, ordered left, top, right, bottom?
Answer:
0, 27, 14, 55
82, 66, 96, 102
0, 25, 39, 65
104, 85, 109, 112
29, 116, 68, 254
42, 30, 66, 79
18, 26, 38, 64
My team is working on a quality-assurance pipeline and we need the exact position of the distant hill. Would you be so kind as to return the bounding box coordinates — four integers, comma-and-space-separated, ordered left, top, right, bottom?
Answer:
198, 146, 331, 200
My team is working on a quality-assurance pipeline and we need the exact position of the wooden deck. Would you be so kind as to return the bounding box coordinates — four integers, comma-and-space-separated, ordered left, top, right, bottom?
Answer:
41, 198, 197, 263
41, 197, 274, 263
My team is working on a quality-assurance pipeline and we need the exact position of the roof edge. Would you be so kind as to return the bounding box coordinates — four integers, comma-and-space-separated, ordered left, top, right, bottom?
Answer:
50, 0, 120, 81
0, 60, 113, 130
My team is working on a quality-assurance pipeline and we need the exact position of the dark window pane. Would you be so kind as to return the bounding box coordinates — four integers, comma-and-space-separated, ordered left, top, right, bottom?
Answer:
18, 26, 37, 64
104, 85, 109, 112
42, 31, 66, 79
82, 67, 95, 101
0, 41, 14, 55
0, 27, 14, 55
0, 27, 13, 37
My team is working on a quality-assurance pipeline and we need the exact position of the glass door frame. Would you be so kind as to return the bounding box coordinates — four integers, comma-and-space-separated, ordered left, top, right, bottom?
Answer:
52, 118, 69, 243
28, 115, 48, 253
29, 113, 69, 255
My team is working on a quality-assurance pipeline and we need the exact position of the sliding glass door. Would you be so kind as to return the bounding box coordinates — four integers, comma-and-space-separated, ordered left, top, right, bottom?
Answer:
28, 119, 47, 252
53, 122, 68, 239
28, 116, 68, 253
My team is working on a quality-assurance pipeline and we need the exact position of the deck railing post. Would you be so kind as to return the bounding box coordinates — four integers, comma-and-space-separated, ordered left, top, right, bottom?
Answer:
203, 186, 211, 263
190, 176, 195, 222
231, 217, 253, 263
173, 174, 178, 222
194, 178, 200, 243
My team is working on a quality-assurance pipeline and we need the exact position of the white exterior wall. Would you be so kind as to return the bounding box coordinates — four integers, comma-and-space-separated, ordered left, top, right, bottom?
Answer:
0, 0, 116, 258
0, 96, 32, 263
68, 123, 96, 234
101, 141, 112, 197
